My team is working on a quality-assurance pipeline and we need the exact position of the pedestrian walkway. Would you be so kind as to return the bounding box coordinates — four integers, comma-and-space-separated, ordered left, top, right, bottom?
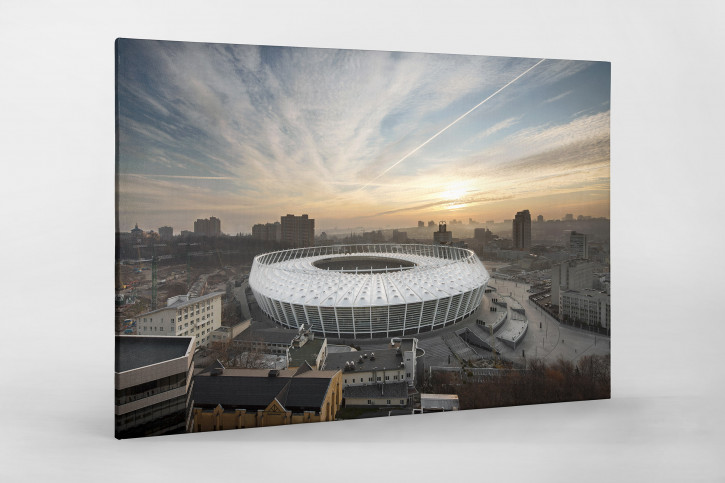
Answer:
442, 332, 480, 362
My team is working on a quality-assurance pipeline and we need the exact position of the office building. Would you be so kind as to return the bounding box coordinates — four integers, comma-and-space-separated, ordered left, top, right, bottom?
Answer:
560, 289, 611, 329
115, 335, 195, 439
512, 210, 531, 251
281, 214, 315, 247
133, 292, 224, 349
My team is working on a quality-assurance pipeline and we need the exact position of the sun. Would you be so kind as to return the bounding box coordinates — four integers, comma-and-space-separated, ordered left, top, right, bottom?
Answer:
439, 181, 471, 202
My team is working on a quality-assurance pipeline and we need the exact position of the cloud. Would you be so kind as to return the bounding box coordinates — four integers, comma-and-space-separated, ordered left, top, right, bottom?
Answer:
543, 90, 573, 104
116, 41, 609, 232
476, 116, 523, 139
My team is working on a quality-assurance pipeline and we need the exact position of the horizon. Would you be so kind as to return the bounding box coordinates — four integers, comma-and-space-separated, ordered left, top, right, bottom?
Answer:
117, 40, 610, 234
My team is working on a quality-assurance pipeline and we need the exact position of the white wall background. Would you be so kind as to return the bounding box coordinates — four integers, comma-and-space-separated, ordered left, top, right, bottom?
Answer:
1, 1, 723, 481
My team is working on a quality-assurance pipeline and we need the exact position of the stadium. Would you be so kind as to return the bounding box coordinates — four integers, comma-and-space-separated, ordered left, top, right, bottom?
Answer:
249, 244, 490, 338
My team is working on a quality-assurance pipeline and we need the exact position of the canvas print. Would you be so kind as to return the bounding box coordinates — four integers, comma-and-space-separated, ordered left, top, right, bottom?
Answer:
115, 39, 610, 439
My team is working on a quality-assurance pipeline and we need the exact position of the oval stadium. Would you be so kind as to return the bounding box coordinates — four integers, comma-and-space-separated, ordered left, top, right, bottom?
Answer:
249, 244, 490, 338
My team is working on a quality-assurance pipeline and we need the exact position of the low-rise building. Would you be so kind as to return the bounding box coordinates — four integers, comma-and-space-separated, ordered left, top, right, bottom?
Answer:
420, 394, 460, 413
344, 383, 409, 407
288, 337, 328, 369
115, 335, 195, 439
209, 319, 251, 345
133, 292, 224, 349
323, 338, 418, 407
192, 363, 342, 431
233, 325, 317, 366
560, 288, 611, 329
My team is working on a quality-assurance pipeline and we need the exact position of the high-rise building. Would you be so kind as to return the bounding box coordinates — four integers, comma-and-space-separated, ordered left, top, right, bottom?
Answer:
472, 227, 493, 256
433, 222, 452, 244
252, 221, 282, 242
428, 220, 435, 228
567, 231, 589, 259
281, 214, 315, 247
418, 221, 425, 228
158, 226, 173, 241
537, 215, 544, 223
512, 210, 531, 251
564, 213, 574, 221
392, 230, 407, 243
194, 216, 221, 237
474, 227, 492, 243
551, 259, 594, 308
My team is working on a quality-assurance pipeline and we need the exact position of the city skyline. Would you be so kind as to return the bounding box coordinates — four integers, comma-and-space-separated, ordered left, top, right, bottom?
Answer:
117, 40, 610, 234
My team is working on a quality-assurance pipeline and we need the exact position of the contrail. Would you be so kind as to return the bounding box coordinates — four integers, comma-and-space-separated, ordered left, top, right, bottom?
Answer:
359, 58, 546, 190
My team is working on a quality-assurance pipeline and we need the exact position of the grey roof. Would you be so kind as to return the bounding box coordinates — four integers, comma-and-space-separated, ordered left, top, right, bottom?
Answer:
324, 348, 404, 372
344, 382, 409, 399
115, 336, 193, 372
288, 338, 325, 367
166, 291, 225, 308
193, 370, 337, 411
136, 291, 224, 316
235, 328, 299, 345
421, 393, 460, 411
398, 338, 416, 353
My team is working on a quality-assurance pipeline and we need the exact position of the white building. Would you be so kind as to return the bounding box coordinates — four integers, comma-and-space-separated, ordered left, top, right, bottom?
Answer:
133, 292, 224, 349
560, 289, 611, 329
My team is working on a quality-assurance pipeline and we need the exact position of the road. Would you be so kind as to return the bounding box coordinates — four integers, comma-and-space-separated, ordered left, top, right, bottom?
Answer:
487, 278, 610, 367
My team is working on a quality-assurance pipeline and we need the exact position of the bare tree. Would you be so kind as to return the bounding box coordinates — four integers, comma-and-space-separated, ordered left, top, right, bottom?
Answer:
207, 334, 270, 369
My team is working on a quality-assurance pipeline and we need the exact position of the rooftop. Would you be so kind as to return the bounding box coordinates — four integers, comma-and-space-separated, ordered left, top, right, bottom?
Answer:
250, 244, 489, 307
288, 338, 326, 367
420, 393, 460, 411
166, 291, 224, 309
324, 348, 404, 372
194, 366, 339, 411
235, 327, 300, 345
134, 291, 225, 317
115, 336, 193, 372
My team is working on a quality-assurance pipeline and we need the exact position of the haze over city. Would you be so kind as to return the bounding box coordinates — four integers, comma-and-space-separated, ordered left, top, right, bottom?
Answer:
117, 40, 610, 234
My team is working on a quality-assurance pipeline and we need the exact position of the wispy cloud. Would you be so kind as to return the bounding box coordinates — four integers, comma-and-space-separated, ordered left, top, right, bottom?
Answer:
543, 90, 573, 104
116, 40, 610, 231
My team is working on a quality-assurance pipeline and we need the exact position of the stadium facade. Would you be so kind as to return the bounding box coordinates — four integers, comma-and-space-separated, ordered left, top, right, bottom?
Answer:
249, 244, 489, 338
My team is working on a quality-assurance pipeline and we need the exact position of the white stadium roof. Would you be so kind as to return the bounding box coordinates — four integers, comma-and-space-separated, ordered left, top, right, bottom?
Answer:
250, 244, 489, 307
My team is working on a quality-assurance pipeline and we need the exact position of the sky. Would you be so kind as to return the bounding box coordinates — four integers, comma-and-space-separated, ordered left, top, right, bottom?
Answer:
116, 39, 610, 234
